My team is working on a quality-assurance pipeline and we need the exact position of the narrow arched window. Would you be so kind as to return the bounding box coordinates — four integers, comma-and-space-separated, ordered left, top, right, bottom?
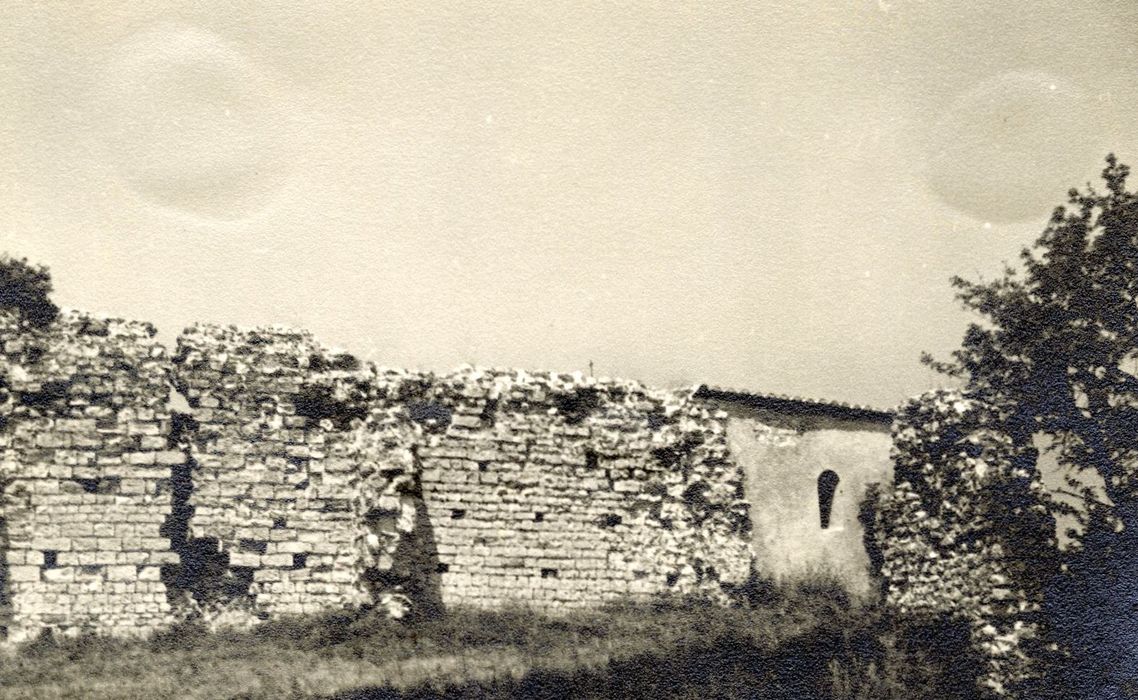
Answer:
818, 470, 839, 529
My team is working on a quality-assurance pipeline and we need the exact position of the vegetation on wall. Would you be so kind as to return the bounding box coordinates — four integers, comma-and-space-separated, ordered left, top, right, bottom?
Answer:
0, 255, 58, 331
876, 389, 1056, 697
0, 254, 58, 430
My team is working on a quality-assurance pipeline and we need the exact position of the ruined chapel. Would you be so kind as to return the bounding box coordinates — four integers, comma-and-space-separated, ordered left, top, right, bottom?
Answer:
0, 311, 894, 643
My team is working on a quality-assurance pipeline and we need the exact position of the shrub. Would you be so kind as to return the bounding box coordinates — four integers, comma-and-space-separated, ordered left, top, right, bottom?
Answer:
0, 254, 59, 330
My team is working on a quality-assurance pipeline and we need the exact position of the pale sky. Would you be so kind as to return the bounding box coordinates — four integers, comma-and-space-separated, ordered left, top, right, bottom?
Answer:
2, 2, 1136, 408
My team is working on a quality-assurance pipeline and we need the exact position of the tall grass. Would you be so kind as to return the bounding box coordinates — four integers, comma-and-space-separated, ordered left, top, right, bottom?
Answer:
0, 577, 979, 699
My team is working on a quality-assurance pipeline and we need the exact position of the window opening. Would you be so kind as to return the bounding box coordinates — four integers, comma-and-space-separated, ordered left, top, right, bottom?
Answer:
585, 449, 599, 470
818, 470, 840, 529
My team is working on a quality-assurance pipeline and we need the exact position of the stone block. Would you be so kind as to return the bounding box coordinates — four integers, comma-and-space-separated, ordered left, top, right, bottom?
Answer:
451, 414, 483, 429
229, 552, 262, 567
139, 436, 167, 450
106, 565, 136, 581
271, 541, 309, 554
43, 568, 76, 583
155, 450, 185, 465
10, 566, 42, 582
32, 538, 73, 551
129, 422, 162, 436
261, 554, 294, 567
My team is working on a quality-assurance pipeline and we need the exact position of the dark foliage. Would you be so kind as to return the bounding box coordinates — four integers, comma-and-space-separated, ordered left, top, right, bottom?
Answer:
294, 384, 369, 430
308, 352, 362, 372
406, 401, 453, 432
0, 254, 58, 330
551, 387, 603, 424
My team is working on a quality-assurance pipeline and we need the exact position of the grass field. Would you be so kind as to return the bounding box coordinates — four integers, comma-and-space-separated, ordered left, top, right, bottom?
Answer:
0, 581, 980, 699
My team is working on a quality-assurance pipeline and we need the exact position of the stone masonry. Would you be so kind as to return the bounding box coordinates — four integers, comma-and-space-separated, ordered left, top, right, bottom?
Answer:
166, 324, 382, 622
386, 366, 754, 610
0, 311, 180, 643
0, 312, 761, 641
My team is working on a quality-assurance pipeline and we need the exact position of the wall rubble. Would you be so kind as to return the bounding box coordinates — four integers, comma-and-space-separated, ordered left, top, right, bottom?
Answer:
167, 323, 755, 616
2, 308, 1078, 696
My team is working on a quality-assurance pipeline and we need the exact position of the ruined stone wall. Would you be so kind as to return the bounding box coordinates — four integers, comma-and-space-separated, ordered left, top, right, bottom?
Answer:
0, 314, 774, 640
875, 390, 1056, 697
165, 326, 753, 619
168, 324, 417, 623
382, 368, 754, 610
0, 312, 180, 643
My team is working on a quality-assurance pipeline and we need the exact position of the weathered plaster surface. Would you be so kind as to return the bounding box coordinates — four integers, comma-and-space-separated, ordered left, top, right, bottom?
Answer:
715, 407, 892, 596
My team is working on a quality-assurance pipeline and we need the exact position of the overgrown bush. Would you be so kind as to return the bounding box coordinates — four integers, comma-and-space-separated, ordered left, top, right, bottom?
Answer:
0, 254, 58, 330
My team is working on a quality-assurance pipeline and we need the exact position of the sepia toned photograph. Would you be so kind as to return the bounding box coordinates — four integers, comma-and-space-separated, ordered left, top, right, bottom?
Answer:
1, 3, 1136, 698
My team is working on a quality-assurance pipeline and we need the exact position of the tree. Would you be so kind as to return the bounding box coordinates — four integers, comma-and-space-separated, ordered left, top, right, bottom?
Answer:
928, 155, 1138, 521
0, 254, 59, 330
926, 154, 1138, 696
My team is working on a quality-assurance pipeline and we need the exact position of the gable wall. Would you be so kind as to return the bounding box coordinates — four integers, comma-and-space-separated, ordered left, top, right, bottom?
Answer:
709, 403, 893, 596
